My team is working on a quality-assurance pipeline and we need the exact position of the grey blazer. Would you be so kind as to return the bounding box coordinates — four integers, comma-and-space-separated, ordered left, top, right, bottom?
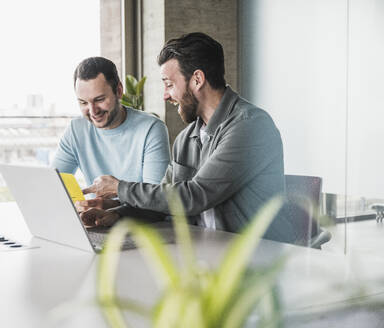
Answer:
116, 86, 295, 243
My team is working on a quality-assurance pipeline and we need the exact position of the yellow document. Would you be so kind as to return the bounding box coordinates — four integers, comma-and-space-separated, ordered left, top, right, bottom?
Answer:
60, 173, 85, 202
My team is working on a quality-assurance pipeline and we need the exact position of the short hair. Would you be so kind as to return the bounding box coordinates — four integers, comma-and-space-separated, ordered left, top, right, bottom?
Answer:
73, 57, 120, 94
157, 32, 226, 90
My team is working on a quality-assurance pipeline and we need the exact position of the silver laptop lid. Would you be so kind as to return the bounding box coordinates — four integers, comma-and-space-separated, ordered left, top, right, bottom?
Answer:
0, 164, 94, 252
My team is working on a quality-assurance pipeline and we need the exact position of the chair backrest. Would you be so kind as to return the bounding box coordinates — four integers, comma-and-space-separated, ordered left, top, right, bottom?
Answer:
284, 175, 323, 247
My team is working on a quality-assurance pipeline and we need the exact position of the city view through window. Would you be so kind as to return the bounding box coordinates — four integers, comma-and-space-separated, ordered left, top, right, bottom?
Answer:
0, 0, 100, 200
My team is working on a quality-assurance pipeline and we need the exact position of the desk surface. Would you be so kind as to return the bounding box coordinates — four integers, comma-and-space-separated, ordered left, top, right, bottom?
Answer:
2, 202, 384, 328
323, 219, 384, 258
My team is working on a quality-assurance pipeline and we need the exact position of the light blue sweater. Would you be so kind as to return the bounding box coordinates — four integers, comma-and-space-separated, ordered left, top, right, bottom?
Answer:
51, 107, 170, 186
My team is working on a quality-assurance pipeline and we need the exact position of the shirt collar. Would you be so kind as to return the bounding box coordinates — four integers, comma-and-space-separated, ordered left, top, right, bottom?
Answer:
189, 86, 238, 138
204, 86, 238, 136
190, 116, 204, 138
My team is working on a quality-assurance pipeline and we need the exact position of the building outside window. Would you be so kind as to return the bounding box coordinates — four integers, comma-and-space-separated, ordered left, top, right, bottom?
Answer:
0, 0, 100, 200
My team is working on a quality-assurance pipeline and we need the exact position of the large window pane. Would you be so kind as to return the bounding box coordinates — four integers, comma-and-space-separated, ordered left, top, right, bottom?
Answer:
0, 0, 100, 200
0, 0, 100, 115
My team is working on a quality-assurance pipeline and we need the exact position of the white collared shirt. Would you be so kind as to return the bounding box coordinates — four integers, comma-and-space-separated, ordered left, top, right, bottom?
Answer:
199, 125, 216, 230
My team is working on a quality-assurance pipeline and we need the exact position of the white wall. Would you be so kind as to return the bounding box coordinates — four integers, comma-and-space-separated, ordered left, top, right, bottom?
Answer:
240, 0, 384, 199
348, 0, 384, 198
240, 0, 348, 194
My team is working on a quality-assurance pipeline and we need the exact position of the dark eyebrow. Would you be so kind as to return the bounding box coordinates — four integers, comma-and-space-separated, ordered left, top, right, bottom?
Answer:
94, 95, 105, 100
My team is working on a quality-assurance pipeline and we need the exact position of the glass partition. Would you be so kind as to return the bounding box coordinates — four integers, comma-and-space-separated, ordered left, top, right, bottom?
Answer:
345, 0, 384, 254
239, 0, 381, 254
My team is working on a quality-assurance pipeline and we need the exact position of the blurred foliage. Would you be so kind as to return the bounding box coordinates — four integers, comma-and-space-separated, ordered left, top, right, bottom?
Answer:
121, 75, 146, 110
97, 192, 285, 328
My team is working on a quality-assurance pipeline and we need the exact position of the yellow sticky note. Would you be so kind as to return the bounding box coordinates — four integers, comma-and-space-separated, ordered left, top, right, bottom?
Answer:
60, 173, 85, 202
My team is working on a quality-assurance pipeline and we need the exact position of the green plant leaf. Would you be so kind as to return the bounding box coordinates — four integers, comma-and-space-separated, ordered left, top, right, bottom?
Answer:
121, 93, 136, 108
97, 219, 177, 327
120, 96, 132, 107
257, 286, 283, 328
123, 75, 146, 110
96, 197, 286, 328
153, 290, 184, 328
153, 289, 206, 328
136, 76, 147, 96
133, 97, 138, 109
137, 97, 144, 110
121, 94, 130, 102
127, 74, 138, 85
166, 190, 196, 277
122, 94, 141, 109
221, 257, 286, 328
128, 221, 180, 288
205, 197, 283, 324
98, 219, 133, 328
125, 75, 137, 95
180, 296, 205, 328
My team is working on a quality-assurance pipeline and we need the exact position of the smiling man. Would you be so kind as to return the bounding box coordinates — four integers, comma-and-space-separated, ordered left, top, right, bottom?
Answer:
51, 57, 170, 211
81, 33, 295, 243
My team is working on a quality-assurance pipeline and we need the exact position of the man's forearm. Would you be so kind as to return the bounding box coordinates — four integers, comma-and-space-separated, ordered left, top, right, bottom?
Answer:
112, 203, 167, 223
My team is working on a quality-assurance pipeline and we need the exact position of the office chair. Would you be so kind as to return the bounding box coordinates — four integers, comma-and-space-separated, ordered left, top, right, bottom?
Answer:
284, 175, 332, 249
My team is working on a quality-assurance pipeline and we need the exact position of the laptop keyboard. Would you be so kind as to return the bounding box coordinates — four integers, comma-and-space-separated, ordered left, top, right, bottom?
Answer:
86, 223, 176, 252
0, 235, 29, 251
0, 235, 24, 248
87, 230, 137, 250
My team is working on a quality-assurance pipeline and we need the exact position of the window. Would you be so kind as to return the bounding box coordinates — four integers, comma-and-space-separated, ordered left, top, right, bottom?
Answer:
0, 0, 100, 200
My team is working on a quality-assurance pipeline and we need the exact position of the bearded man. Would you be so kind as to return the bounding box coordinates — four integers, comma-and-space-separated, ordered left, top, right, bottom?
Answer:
81, 33, 295, 243
51, 56, 170, 211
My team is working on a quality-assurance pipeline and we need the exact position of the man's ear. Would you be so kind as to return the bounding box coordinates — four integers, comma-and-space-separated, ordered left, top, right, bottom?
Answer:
190, 69, 205, 91
116, 82, 124, 99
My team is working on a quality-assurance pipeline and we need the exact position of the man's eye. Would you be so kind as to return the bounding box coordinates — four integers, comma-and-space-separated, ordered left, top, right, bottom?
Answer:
95, 98, 105, 102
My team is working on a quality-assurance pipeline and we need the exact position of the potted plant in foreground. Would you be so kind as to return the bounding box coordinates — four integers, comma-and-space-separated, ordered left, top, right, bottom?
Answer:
97, 192, 285, 328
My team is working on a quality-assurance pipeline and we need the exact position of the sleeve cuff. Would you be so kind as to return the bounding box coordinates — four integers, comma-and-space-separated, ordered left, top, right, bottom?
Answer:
117, 180, 129, 203
107, 204, 130, 218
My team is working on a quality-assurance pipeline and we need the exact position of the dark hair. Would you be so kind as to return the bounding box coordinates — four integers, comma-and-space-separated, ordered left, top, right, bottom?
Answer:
157, 32, 226, 89
73, 57, 120, 94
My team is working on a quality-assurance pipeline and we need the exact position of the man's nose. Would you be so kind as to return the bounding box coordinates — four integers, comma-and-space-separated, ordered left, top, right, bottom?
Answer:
163, 90, 170, 101
89, 102, 99, 115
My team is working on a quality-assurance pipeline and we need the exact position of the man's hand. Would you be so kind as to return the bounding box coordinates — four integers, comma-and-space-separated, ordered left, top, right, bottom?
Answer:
75, 198, 120, 213
80, 208, 121, 227
82, 175, 120, 199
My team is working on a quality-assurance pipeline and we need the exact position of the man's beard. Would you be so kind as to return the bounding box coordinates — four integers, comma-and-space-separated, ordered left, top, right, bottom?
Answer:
178, 87, 199, 124
90, 98, 121, 128
103, 99, 121, 128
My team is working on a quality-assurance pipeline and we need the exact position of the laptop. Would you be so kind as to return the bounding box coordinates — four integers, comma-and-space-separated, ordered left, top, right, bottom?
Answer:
0, 164, 143, 253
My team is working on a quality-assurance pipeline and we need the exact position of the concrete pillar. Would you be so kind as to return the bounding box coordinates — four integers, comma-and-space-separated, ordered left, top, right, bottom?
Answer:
100, 0, 123, 79
141, 0, 238, 144
142, 0, 165, 119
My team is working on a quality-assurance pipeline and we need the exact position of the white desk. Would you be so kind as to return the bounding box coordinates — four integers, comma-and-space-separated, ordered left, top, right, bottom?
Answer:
323, 219, 384, 259
2, 202, 384, 327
